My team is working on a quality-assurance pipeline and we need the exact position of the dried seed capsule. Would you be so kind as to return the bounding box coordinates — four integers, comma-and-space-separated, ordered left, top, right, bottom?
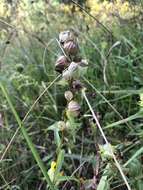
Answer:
55, 55, 69, 73
64, 41, 78, 55
62, 70, 72, 81
67, 100, 80, 117
62, 62, 78, 81
68, 62, 78, 73
72, 80, 83, 91
64, 91, 73, 102
59, 30, 74, 45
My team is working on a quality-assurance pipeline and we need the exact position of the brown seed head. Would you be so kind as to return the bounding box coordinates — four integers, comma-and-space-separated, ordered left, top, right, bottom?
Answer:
55, 55, 69, 73
67, 100, 80, 117
64, 41, 78, 55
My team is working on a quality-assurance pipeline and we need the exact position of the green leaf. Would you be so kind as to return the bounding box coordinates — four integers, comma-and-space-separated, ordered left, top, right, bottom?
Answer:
54, 149, 65, 181
128, 159, 142, 177
47, 122, 59, 131
57, 176, 78, 183
47, 122, 61, 148
54, 130, 61, 149
124, 147, 143, 167
97, 164, 110, 190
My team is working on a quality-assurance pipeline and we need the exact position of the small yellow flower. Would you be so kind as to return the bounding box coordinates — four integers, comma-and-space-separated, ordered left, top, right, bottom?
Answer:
48, 161, 57, 182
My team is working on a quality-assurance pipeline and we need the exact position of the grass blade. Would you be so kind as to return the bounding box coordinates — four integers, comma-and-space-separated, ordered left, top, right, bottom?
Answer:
124, 147, 143, 167
0, 83, 57, 190
97, 164, 110, 190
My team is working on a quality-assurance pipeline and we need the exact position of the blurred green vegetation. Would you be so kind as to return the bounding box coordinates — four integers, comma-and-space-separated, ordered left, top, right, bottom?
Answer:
0, 0, 143, 189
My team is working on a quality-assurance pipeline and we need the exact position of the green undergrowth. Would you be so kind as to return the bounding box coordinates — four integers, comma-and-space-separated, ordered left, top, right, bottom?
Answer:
0, 1, 143, 189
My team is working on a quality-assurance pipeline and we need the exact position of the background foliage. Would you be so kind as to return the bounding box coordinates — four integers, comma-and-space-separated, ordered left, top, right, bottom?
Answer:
0, 0, 143, 189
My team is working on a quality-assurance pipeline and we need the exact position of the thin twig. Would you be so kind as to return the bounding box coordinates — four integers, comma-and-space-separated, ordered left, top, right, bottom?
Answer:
83, 77, 133, 130
82, 88, 132, 190
62, 160, 87, 190
103, 41, 121, 86
0, 74, 61, 161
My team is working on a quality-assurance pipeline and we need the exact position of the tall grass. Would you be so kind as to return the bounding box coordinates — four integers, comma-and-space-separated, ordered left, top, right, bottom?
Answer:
0, 84, 57, 190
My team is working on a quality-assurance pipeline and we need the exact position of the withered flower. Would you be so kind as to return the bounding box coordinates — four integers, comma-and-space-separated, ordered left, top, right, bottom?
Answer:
55, 55, 69, 73
67, 100, 80, 117
62, 62, 78, 81
59, 30, 74, 45
64, 41, 78, 55
62, 70, 72, 81
68, 62, 78, 73
64, 91, 73, 102
72, 80, 83, 91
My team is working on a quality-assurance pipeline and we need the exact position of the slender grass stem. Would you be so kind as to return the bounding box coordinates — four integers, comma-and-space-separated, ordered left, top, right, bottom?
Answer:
0, 84, 58, 190
0, 74, 61, 161
83, 77, 133, 130
82, 88, 132, 190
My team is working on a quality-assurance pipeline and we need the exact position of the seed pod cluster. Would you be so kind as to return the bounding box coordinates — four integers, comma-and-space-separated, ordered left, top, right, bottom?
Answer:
55, 30, 88, 120
55, 31, 88, 83
60, 31, 79, 56
55, 30, 79, 75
